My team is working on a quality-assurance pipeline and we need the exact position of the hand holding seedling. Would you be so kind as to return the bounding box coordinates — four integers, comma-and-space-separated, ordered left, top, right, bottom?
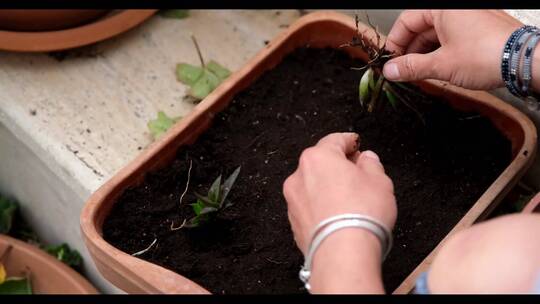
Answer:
283, 132, 396, 293
383, 10, 536, 91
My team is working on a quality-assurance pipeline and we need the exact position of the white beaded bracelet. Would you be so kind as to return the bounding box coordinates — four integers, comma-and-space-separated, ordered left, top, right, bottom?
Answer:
299, 214, 393, 292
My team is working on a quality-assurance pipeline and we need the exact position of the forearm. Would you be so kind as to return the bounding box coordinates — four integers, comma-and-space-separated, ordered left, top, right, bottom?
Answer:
309, 228, 385, 294
532, 48, 540, 93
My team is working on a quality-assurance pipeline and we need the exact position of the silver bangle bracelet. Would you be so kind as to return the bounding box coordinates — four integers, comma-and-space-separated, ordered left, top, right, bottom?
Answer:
299, 215, 393, 292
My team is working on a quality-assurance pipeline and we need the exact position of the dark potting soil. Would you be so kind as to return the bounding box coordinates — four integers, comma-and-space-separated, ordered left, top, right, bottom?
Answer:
103, 47, 511, 294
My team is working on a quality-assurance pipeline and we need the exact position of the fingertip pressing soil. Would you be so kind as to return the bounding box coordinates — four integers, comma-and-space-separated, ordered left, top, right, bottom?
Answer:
103, 47, 511, 294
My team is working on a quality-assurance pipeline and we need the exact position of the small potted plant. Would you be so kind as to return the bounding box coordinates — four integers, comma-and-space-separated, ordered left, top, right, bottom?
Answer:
0, 235, 97, 294
81, 11, 537, 294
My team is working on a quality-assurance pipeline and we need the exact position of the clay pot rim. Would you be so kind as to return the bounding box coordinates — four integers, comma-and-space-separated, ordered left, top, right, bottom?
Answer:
80, 11, 538, 294
0, 9, 157, 52
0, 234, 98, 294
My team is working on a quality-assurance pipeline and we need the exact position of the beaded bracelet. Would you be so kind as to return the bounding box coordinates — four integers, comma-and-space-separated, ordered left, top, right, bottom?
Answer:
521, 32, 540, 97
502, 25, 537, 97
511, 27, 538, 97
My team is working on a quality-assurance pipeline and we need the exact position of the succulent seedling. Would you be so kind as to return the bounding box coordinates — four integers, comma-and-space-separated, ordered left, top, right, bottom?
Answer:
342, 14, 427, 123
183, 166, 241, 228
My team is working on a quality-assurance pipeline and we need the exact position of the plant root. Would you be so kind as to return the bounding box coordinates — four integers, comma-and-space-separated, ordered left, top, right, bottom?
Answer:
131, 238, 157, 257
170, 218, 187, 231
179, 159, 193, 206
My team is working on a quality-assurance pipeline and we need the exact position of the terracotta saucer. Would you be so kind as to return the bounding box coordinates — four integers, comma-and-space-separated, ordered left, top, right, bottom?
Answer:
0, 9, 158, 52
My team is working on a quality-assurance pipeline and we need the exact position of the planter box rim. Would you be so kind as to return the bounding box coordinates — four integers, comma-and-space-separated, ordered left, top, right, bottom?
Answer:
80, 10, 538, 294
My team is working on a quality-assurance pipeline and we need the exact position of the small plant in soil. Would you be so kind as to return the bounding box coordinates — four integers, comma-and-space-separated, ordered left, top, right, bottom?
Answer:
174, 166, 242, 229
342, 15, 428, 122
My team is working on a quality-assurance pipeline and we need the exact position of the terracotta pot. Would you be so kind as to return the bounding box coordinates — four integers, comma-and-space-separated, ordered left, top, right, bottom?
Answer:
0, 235, 97, 294
80, 11, 537, 294
0, 10, 109, 31
522, 192, 540, 213
0, 10, 157, 52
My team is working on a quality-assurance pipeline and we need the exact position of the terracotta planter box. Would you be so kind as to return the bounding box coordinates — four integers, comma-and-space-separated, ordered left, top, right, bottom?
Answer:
80, 11, 537, 294
0, 235, 97, 294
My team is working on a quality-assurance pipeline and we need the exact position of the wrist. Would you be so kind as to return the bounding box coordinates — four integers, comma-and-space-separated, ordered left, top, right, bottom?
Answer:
309, 228, 385, 294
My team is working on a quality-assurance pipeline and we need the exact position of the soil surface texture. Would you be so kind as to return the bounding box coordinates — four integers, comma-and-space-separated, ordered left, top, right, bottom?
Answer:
103, 47, 511, 294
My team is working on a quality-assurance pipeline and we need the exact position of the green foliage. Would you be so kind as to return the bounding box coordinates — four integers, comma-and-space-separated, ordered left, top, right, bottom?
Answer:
359, 67, 398, 112
158, 10, 189, 19
147, 111, 182, 140
0, 196, 17, 234
176, 60, 231, 100
185, 166, 241, 228
42, 243, 83, 270
0, 277, 32, 294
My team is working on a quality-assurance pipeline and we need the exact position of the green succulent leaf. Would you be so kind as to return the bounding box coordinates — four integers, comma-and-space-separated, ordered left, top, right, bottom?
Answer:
220, 166, 241, 207
147, 111, 182, 140
191, 199, 206, 216
384, 89, 398, 110
42, 243, 83, 269
369, 70, 376, 90
176, 63, 204, 86
207, 174, 222, 204
0, 196, 17, 234
194, 193, 218, 208
199, 207, 218, 215
359, 68, 373, 106
159, 10, 190, 19
206, 60, 232, 81
0, 277, 32, 294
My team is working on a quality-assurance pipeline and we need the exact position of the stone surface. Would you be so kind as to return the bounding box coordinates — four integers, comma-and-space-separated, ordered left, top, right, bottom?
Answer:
0, 9, 301, 293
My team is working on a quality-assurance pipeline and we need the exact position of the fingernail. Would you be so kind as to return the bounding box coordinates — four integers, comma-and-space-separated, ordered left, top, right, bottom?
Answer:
383, 63, 400, 80
362, 150, 380, 161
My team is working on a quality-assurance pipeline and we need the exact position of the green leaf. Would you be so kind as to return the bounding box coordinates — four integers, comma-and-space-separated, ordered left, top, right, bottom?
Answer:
176, 63, 204, 86
385, 89, 398, 110
199, 207, 218, 215
194, 193, 218, 208
176, 58, 231, 100
206, 60, 231, 81
0, 277, 32, 294
220, 166, 241, 207
191, 199, 206, 216
42, 243, 82, 269
189, 70, 221, 100
147, 111, 181, 140
368, 69, 376, 90
207, 174, 222, 204
359, 68, 372, 106
159, 10, 189, 19
0, 196, 17, 234
368, 74, 385, 113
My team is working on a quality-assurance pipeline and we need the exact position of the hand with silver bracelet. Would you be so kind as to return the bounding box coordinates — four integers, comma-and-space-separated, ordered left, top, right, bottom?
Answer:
282, 132, 397, 293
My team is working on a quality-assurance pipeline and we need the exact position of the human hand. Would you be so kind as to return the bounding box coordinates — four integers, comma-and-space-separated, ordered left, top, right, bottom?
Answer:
282, 132, 397, 255
383, 10, 523, 90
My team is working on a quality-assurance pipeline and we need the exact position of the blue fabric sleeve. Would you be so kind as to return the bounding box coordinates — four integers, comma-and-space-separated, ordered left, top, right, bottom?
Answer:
414, 271, 430, 294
